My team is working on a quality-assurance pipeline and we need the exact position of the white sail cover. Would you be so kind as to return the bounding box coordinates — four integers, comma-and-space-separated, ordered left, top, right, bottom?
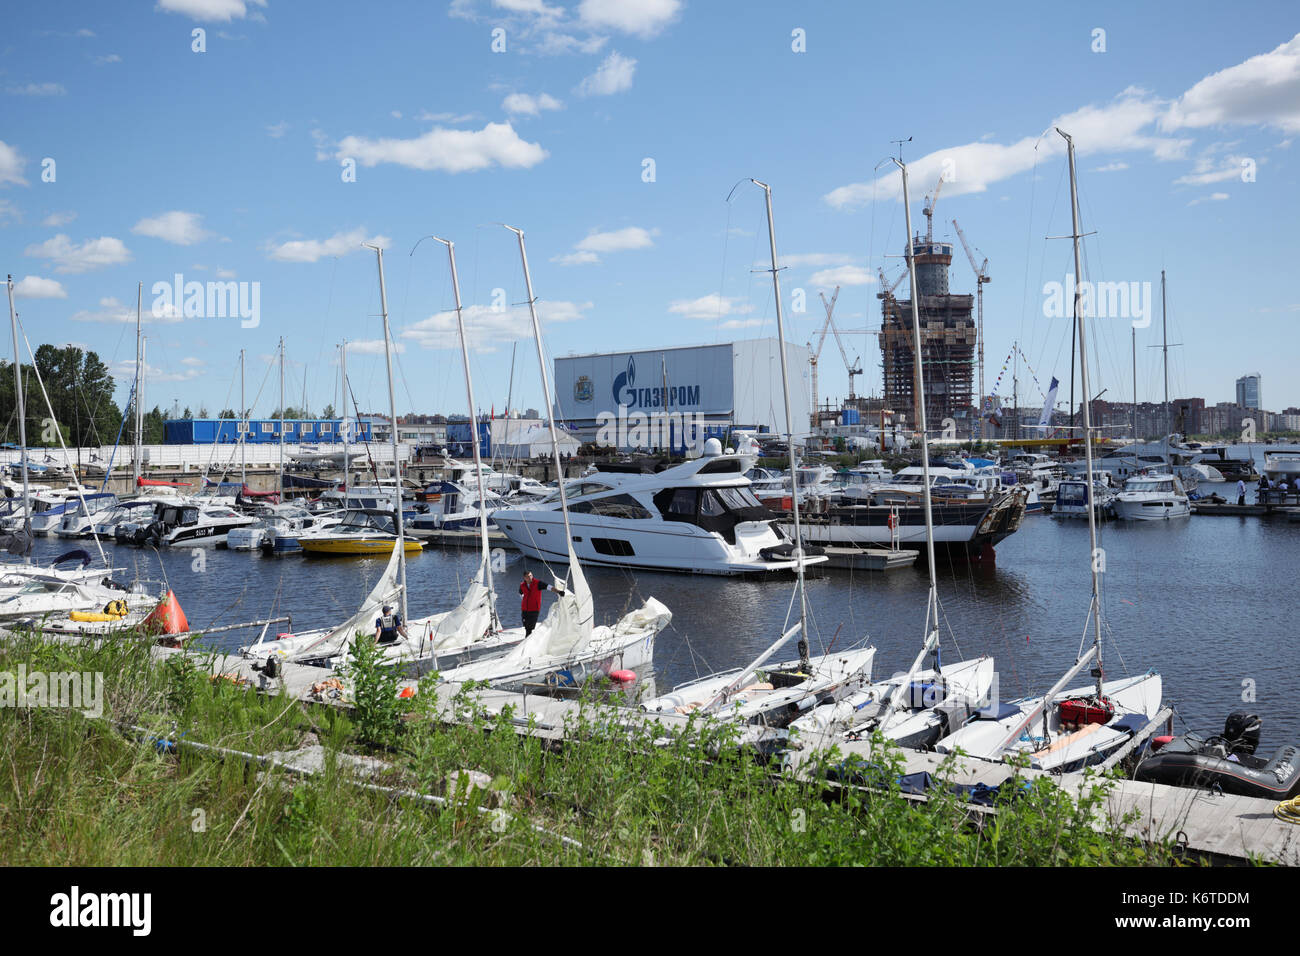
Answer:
540, 544, 594, 657
428, 561, 495, 650
301, 540, 404, 658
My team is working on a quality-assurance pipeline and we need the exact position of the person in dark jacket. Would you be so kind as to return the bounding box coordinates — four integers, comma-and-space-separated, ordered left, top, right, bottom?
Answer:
519, 571, 550, 636
374, 604, 408, 645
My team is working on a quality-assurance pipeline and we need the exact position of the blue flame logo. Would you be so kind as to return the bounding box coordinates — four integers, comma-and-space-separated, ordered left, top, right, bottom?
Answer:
611, 355, 636, 407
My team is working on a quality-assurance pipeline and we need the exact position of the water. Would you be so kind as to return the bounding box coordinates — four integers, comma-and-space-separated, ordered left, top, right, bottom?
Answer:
18, 482, 1300, 746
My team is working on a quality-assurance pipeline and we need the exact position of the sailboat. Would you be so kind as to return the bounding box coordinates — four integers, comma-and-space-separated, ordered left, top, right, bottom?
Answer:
932, 130, 1162, 772
638, 181, 875, 726
786, 158, 993, 749
434, 225, 671, 691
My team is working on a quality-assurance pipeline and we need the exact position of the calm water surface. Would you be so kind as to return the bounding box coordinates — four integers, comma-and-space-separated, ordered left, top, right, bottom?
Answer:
24, 475, 1300, 745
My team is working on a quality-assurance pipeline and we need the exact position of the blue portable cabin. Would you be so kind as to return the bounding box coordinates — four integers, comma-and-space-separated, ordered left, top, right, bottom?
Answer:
163, 419, 373, 445
445, 421, 490, 459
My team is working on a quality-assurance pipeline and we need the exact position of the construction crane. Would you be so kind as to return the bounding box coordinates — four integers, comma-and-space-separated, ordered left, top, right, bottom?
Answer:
808, 286, 866, 418
876, 267, 907, 300
952, 218, 990, 439
921, 174, 945, 243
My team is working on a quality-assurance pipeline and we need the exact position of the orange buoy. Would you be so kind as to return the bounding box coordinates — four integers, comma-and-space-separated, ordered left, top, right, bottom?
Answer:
143, 590, 189, 636
397, 686, 416, 699
1151, 735, 1174, 751
609, 670, 636, 683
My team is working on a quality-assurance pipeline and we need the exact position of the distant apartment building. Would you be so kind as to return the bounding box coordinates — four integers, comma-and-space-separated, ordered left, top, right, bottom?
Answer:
1236, 374, 1262, 411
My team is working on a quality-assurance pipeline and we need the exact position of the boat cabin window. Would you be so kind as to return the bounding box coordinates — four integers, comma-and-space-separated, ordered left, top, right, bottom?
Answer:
570, 494, 653, 520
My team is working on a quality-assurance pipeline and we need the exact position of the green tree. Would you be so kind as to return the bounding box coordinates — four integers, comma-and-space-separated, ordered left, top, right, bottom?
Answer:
0, 346, 122, 448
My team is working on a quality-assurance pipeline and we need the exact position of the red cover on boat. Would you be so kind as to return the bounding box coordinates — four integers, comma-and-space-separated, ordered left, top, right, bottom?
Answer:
136, 477, 194, 487
239, 485, 279, 498
1058, 697, 1114, 726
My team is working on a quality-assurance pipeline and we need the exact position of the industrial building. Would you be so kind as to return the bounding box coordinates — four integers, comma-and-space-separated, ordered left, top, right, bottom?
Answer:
162, 418, 372, 444
551, 338, 812, 450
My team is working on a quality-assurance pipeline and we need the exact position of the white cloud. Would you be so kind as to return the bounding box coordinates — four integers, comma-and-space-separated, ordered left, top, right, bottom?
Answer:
502, 92, 563, 116
24, 234, 131, 274
809, 266, 877, 287
335, 121, 547, 173
132, 210, 213, 246
668, 294, 755, 320
402, 300, 590, 351
0, 141, 26, 186
73, 296, 182, 324
155, 0, 267, 22
181, 356, 206, 366
1092, 162, 1129, 172
415, 111, 479, 124
266, 227, 390, 263
111, 359, 202, 382
12, 276, 67, 299
1174, 152, 1256, 186
1163, 33, 1300, 134
578, 0, 679, 38
265, 121, 289, 138
1187, 192, 1230, 206
824, 88, 1189, 209
552, 250, 600, 266
576, 51, 635, 97
6, 82, 66, 96
91, 54, 122, 65
535, 32, 608, 56
575, 226, 654, 253
42, 210, 76, 226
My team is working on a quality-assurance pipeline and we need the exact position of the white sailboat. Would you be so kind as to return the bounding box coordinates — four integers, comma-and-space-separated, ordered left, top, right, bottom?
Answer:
787, 158, 993, 749
639, 180, 875, 726
933, 129, 1162, 772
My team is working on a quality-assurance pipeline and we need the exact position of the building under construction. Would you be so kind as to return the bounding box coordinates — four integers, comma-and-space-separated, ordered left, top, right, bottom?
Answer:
879, 229, 976, 430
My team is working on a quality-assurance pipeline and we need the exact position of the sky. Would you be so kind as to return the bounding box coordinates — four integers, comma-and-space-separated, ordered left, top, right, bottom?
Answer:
3, 0, 1299, 428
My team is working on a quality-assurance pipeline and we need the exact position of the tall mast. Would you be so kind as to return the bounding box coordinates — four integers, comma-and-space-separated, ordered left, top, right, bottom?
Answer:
140, 336, 147, 461
1058, 127, 1105, 698
239, 348, 246, 485
434, 236, 498, 630
1161, 270, 1169, 437
278, 336, 285, 501
1132, 327, 1137, 470
504, 225, 577, 550
340, 339, 349, 495
751, 179, 809, 671
134, 282, 142, 486
6, 276, 31, 563
874, 160, 946, 730
367, 244, 408, 624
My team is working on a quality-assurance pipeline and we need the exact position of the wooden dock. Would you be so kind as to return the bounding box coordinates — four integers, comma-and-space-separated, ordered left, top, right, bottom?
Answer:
1192, 501, 1300, 517
822, 546, 919, 572
14, 627, 1300, 865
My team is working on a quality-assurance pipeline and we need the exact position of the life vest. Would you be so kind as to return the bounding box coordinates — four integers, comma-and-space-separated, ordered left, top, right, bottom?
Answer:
102, 599, 129, 617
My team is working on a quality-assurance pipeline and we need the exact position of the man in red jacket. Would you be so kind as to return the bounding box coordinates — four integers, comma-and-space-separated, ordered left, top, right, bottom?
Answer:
519, 570, 551, 636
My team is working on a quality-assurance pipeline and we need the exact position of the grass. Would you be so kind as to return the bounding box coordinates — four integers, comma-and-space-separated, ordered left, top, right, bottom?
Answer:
0, 632, 1183, 866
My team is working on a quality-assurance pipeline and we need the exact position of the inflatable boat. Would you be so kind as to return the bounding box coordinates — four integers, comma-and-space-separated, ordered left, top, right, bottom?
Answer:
1133, 712, 1300, 800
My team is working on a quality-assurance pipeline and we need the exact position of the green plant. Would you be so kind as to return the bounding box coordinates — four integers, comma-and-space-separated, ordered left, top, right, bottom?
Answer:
341, 633, 409, 748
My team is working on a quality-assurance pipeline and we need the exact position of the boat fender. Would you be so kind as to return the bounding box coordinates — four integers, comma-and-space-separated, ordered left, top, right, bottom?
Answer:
609, 670, 636, 683
1151, 735, 1174, 751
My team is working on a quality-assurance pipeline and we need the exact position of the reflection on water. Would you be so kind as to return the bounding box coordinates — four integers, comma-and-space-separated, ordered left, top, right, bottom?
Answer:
19, 484, 1300, 744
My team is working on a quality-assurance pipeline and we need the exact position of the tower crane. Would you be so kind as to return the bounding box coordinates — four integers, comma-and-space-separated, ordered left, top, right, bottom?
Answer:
921, 174, 945, 243
952, 218, 991, 438
876, 267, 907, 300
808, 286, 869, 420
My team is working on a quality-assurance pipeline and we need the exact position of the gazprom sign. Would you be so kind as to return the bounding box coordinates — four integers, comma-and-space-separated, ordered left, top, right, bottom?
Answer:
555, 345, 735, 420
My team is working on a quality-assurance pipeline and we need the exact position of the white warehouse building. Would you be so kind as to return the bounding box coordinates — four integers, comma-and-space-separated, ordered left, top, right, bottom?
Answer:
552, 338, 811, 451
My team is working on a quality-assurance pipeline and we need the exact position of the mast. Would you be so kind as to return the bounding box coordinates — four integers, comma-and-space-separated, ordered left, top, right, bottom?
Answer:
6, 276, 31, 563
140, 337, 147, 464
278, 336, 285, 501
239, 348, 246, 485
340, 339, 349, 495
1161, 270, 1169, 438
504, 225, 577, 550
366, 244, 409, 624
1058, 127, 1105, 698
1132, 327, 1138, 471
434, 236, 498, 631
877, 159, 941, 728
133, 282, 142, 486
751, 179, 810, 671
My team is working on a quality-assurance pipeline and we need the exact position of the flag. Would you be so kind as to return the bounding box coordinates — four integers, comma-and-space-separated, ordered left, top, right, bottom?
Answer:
1037, 377, 1059, 429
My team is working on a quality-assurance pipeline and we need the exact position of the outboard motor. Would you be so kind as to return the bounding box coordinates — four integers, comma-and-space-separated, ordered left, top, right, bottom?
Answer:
1223, 712, 1261, 756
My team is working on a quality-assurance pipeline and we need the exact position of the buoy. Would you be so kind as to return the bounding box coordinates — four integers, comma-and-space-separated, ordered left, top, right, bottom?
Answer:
398, 686, 416, 699
142, 590, 189, 636
609, 670, 636, 683
1151, 735, 1174, 751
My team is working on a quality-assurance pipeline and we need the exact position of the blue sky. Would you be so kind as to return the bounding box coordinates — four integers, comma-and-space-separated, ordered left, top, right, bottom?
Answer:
3, 0, 1299, 426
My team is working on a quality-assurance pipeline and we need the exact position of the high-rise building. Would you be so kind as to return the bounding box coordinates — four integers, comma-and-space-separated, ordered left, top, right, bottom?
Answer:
878, 235, 975, 428
1236, 373, 1262, 410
